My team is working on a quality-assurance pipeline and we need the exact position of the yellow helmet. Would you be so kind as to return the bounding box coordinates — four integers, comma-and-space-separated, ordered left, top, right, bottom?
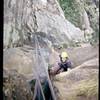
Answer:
61, 52, 68, 58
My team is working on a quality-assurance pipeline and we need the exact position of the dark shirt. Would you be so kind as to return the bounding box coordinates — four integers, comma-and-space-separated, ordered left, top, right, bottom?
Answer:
58, 59, 72, 71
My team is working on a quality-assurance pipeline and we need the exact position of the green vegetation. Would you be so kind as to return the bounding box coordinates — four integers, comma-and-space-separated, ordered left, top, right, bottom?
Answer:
58, 0, 82, 27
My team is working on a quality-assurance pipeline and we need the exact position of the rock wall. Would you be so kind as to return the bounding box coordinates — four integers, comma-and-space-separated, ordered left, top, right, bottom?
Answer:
54, 58, 98, 100
3, 68, 33, 100
4, 0, 84, 48
58, 0, 99, 42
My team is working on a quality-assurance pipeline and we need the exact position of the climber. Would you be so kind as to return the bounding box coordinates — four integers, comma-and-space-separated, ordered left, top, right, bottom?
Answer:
49, 51, 72, 75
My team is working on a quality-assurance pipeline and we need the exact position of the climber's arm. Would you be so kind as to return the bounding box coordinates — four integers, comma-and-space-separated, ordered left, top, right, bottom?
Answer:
49, 65, 61, 75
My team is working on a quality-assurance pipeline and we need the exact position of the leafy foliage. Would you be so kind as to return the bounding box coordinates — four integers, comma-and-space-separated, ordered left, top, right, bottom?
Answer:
58, 0, 82, 27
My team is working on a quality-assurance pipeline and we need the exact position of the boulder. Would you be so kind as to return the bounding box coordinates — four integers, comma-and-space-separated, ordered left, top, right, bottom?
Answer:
54, 58, 98, 100
67, 45, 99, 67
3, 68, 33, 100
3, 45, 51, 81
3, 46, 35, 81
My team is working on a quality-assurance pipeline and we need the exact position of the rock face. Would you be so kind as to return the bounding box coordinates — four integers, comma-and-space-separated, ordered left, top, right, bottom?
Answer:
81, 0, 99, 42
48, 45, 99, 68
3, 68, 33, 100
67, 45, 99, 67
4, 0, 84, 48
3, 45, 51, 81
3, 47, 33, 78
58, 0, 99, 42
3, 0, 98, 99
3, 44, 98, 80
54, 58, 98, 100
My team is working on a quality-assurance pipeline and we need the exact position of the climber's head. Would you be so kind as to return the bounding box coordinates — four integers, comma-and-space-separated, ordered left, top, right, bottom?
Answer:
60, 52, 68, 62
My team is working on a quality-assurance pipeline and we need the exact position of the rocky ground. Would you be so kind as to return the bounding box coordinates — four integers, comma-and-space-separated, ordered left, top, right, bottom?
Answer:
3, 44, 99, 100
3, 68, 33, 100
3, 0, 99, 99
49, 44, 99, 68
54, 58, 98, 100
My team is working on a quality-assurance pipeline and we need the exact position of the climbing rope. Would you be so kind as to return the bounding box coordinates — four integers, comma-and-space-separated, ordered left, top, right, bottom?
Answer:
32, 35, 57, 100
32, 35, 46, 100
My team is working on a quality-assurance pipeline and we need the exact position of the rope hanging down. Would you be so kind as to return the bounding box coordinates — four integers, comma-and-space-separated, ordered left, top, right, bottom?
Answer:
33, 35, 57, 100
32, 35, 46, 100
